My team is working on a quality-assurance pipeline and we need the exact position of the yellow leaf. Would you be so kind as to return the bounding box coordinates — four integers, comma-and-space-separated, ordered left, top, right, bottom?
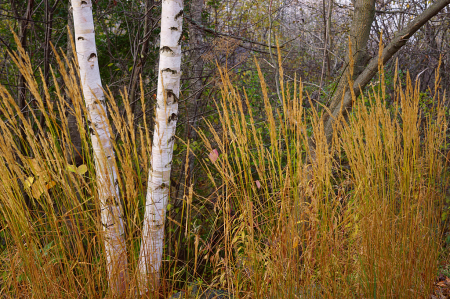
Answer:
24, 177, 34, 188
293, 237, 299, 249
67, 164, 77, 173
77, 165, 88, 175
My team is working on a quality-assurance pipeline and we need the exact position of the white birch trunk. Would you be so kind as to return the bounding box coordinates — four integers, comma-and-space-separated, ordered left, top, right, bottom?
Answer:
138, 0, 183, 291
71, 0, 127, 294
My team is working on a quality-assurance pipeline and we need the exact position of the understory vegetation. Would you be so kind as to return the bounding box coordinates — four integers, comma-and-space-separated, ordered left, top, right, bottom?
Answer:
0, 40, 449, 298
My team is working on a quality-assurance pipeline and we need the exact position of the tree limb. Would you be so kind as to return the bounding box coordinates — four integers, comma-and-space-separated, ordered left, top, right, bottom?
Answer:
185, 16, 284, 49
323, 0, 450, 143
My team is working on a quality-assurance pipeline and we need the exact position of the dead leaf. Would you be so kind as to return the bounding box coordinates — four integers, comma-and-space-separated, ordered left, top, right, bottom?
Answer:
46, 181, 56, 190
31, 178, 45, 199
255, 180, 261, 189
209, 149, 219, 163
436, 276, 450, 287
26, 158, 44, 176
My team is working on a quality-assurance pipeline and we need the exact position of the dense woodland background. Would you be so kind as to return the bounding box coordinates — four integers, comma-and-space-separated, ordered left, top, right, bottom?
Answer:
1, 0, 450, 297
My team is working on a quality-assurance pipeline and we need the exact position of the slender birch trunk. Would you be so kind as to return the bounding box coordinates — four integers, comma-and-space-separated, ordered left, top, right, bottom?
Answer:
71, 0, 127, 294
138, 0, 183, 291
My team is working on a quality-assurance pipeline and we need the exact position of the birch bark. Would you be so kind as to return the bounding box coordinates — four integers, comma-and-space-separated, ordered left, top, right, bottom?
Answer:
138, 0, 183, 291
71, 0, 127, 294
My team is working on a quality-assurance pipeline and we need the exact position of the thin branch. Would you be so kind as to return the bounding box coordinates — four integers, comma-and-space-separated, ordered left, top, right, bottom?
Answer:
185, 16, 284, 49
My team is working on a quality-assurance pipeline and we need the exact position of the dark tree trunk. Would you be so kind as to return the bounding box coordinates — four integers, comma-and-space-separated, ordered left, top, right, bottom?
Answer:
129, 0, 155, 116
66, 4, 83, 165
176, 0, 205, 200
322, 0, 375, 138
322, 0, 450, 144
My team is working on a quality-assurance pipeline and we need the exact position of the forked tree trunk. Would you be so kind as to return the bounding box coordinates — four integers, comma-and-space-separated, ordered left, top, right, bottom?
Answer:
138, 0, 184, 291
323, 0, 375, 132
70, 0, 127, 294
322, 0, 450, 144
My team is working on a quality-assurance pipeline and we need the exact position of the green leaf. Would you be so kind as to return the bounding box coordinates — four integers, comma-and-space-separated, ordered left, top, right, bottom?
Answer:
108, 63, 114, 67
67, 164, 77, 173
442, 211, 448, 221
129, 66, 133, 71
42, 241, 54, 255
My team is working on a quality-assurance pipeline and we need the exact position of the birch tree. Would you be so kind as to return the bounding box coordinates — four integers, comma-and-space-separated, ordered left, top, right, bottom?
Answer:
71, 0, 127, 294
138, 0, 184, 291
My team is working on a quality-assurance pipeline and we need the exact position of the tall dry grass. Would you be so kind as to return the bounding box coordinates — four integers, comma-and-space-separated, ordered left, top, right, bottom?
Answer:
199, 58, 448, 298
0, 36, 448, 298
0, 35, 154, 298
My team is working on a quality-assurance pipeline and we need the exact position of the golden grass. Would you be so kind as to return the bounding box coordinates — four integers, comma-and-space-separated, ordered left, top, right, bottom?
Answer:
198, 59, 447, 298
0, 38, 448, 298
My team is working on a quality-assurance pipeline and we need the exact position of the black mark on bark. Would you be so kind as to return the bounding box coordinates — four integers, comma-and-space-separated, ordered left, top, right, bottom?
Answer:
88, 53, 97, 62
160, 46, 174, 54
162, 68, 177, 74
168, 113, 178, 123
175, 10, 183, 20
